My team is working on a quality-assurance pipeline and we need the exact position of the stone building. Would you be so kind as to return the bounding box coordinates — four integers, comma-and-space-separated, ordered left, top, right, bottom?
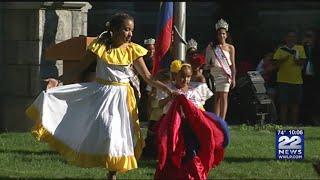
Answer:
1, 1, 320, 132
0, 2, 92, 132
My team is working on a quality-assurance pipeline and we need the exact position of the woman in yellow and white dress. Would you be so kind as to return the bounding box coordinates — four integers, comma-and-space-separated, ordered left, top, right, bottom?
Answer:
25, 13, 176, 179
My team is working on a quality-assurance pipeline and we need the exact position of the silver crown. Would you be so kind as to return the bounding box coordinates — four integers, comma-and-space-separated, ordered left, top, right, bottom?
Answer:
215, 18, 229, 31
144, 38, 155, 45
187, 38, 198, 50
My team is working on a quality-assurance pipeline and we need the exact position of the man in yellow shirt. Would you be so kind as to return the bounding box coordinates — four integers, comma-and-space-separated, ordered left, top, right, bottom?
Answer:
273, 30, 307, 125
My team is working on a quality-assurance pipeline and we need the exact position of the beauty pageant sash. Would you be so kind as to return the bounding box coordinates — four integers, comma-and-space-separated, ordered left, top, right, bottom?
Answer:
212, 45, 232, 81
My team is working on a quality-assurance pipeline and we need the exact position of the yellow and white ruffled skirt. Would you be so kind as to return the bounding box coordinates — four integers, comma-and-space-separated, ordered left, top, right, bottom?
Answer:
25, 80, 144, 172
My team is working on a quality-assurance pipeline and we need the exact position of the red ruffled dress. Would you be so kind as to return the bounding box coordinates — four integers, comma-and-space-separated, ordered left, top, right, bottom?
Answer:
154, 95, 230, 180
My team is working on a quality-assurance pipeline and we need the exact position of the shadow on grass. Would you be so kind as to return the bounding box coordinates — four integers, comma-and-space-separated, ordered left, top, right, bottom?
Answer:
224, 157, 314, 163
0, 177, 105, 180
135, 158, 157, 176
0, 149, 66, 163
0, 149, 57, 155
305, 137, 320, 140
137, 158, 157, 168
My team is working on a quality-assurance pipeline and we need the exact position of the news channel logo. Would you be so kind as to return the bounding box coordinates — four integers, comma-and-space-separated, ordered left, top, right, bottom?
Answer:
275, 129, 304, 160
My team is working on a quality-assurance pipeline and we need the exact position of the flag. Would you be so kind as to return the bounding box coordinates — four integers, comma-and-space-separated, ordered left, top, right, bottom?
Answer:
152, 2, 173, 75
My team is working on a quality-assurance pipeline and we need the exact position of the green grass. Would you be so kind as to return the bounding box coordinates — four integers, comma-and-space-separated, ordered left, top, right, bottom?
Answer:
0, 125, 319, 179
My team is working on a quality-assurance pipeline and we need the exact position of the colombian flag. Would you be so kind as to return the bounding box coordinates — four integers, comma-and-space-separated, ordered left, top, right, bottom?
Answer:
152, 2, 173, 75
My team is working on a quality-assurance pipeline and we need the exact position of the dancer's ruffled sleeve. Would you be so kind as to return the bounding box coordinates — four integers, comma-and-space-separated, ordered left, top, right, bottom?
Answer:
130, 43, 148, 61
87, 38, 107, 57
87, 39, 148, 65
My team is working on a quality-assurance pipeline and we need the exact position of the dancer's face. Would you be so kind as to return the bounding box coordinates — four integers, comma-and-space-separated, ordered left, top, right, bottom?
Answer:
176, 66, 192, 88
112, 19, 134, 44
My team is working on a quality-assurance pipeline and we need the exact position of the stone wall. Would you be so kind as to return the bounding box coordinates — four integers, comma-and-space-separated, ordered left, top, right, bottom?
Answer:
0, 2, 91, 132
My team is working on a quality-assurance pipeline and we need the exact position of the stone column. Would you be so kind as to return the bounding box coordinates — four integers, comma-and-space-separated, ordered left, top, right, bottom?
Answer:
0, 2, 92, 132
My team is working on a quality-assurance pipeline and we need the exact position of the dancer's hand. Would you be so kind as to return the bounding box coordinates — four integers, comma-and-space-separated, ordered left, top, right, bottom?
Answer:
169, 90, 180, 99
44, 78, 60, 90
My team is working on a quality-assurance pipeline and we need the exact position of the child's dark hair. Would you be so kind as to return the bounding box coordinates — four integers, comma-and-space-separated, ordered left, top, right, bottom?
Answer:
98, 12, 134, 47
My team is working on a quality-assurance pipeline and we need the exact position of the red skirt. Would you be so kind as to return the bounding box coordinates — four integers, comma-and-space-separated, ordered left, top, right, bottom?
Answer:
154, 95, 230, 180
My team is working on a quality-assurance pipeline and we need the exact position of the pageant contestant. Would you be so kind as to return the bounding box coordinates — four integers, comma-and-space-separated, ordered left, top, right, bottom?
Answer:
186, 38, 206, 83
205, 18, 236, 120
184, 39, 214, 111
25, 12, 177, 180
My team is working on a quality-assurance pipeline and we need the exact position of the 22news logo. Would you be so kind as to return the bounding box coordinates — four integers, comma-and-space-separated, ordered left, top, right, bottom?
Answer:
275, 129, 304, 160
